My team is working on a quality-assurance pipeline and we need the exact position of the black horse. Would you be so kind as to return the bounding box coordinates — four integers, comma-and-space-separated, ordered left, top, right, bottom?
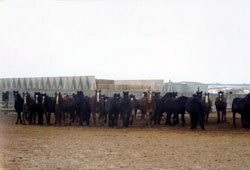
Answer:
13, 91, 23, 124
153, 92, 162, 125
202, 93, 212, 123
158, 92, 178, 125
22, 92, 36, 125
232, 94, 250, 128
33, 92, 44, 125
73, 91, 91, 126
108, 93, 122, 127
41, 93, 55, 125
121, 92, 131, 127
101, 95, 110, 124
185, 91, 205, 130
215, 91, 227, 123
173, 96, 189, 127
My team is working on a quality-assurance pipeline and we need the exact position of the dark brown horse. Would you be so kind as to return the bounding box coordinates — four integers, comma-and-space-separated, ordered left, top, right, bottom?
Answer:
22, 92, 35, 124
215, 91, 227, 123
129, 94, 139, 125
139, 90, 156, 126
202, 93, 212, 123
90, 89, 105, 126
13, 91, 23, 124
55, 92, 75, 125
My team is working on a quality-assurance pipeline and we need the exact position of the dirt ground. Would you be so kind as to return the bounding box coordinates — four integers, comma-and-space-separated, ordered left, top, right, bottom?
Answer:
0, 113, 250, 170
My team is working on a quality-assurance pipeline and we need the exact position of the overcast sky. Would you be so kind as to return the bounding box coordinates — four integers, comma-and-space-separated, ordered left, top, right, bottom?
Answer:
0, 0, 249, 84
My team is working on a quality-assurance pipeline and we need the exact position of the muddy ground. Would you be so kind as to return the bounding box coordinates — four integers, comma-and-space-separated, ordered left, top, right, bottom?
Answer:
0, 112, 250, 170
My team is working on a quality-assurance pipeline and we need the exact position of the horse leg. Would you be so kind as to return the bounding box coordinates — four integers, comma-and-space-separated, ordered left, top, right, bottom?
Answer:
92, 112, 96, 126
154, 110, 158, 125
130, 110, 134, 125
16, 112, 18, 124
78, 111, 83, 126
151, 111, 155, 126
22, 111, 25, 125
57, 109, 61, 126
199, 113, 205, 130
54, 112, 57, 125
100, 112, 104, 126
108, 113, 112, 127
44, 111, 48, 125
194, 114, 198, 129
33, 112, 37, 124
127, 113, 130, 127
233, 112, 236, 127
144, 111, 149, 126
157, 112, 162, 125
176, 113, 180, 125
122, 113, 126, 127
86, 112, 90, 126
19, 112, 22, 124
63, 112, 66, 126
48, 112, 51, 125
29, 111, 33, 125
165, 112, 171, 125
16, 112, 20, 124
205, 111, 209, 123
224, 110, 227, 123
181, 113, 185, 127
217, 110, 220, 123
241, 113, 246, 128
173, 112, 179, 126
114, 113, 118, 127
190, 113, 195, 130
135, 108, 137, 120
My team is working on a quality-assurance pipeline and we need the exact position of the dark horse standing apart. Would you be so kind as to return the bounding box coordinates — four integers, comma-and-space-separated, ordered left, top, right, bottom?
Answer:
73, 91, 91, 126
202, 93, 212, 123
13, 91, 23, 124
185, 90, 205, 130
121, 92, 131, 127
232, 94, 250, 128
215, 91, 227, 123
90, 89, 105, 126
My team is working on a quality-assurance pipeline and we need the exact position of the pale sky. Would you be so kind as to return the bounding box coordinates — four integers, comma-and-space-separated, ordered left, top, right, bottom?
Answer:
0, 0, 250, 84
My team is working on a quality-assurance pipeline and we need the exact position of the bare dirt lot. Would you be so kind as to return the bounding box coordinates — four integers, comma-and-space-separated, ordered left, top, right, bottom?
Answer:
0, 113, 250, 170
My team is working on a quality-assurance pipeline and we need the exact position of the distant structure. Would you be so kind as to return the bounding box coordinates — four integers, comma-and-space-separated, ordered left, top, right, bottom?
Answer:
0, 76, 97, 102
164, 81, 208, 95
167, 79, 173, 92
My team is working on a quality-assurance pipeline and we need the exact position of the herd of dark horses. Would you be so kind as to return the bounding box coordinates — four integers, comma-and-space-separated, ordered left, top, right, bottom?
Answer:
12, 89, 250, 130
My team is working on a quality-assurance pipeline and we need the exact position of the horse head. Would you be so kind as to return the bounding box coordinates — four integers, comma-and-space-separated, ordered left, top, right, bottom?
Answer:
23, 92, 30, 105
55, 92, 61, 105
204, 93, 209, 103
218, 91, 224, 101
147, 90, 153, 103
95, 89, 101, 103
13, 91, 19, 101
123, 91, 129, 103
